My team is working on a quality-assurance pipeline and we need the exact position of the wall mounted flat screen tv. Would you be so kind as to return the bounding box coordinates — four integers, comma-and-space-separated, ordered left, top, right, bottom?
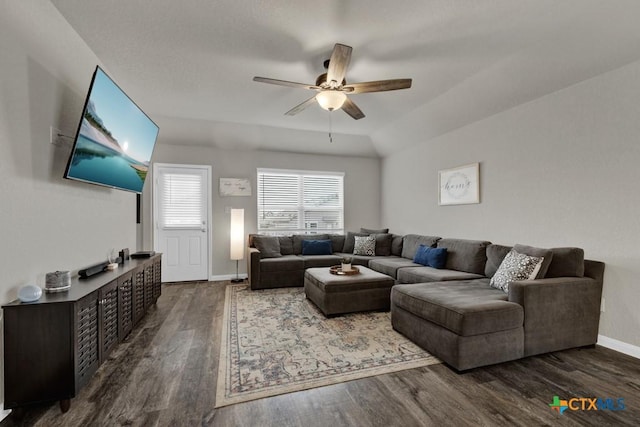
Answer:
64, 66, 159, 194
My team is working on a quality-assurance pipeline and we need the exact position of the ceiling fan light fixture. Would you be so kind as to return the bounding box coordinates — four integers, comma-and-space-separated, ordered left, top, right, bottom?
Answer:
316, 90, 347, 111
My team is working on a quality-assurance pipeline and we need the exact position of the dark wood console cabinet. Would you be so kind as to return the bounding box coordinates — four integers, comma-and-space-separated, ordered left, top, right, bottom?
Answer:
2, 254, 162, 412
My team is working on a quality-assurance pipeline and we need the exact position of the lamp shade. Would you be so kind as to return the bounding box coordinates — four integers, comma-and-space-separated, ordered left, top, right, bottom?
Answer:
316, 90, 347, 111
230, 208, 244, 261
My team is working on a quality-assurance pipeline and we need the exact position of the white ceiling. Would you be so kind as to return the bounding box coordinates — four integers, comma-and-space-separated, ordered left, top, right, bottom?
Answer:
51, 0, 640, 158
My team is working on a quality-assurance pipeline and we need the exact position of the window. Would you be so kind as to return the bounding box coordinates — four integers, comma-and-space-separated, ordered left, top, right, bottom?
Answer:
257, 168, 344, 234
158, 172, 204, 228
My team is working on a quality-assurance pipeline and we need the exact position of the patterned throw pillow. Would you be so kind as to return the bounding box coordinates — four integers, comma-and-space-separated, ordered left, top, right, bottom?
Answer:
490, 249, 544, 292
353, 235, 376, 256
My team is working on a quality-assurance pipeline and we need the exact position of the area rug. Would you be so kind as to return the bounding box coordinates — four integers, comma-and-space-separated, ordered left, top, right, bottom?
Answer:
215, 284, 441, 407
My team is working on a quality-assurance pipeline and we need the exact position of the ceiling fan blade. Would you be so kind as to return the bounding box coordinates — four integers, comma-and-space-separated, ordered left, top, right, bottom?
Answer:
341, 97, 365, 120
326, 44, 352, 87
253, 76, 320, 91
343, 79, 412, 94
285, 96, 317, 116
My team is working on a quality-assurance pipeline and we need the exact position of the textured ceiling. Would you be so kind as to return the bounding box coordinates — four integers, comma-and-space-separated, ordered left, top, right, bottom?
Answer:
51, 0, 640, 157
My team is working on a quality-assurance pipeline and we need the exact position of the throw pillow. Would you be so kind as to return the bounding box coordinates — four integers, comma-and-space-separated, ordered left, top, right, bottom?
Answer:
278, 236, 294, 255
301, 239, 333, 255
360, 227, 389, 234
342, 231, 368, 253
373, 233, 393, 256
413, 245, 447, 268
353, 235, 376, 256
413, 244, 430, 266
253, 236, 282, 258
490, 249, 544, 293
426, 247, 448, 269
513, 244, 553, 278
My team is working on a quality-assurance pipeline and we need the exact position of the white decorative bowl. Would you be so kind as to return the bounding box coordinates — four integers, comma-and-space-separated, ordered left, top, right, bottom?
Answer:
18, 284, 43, 303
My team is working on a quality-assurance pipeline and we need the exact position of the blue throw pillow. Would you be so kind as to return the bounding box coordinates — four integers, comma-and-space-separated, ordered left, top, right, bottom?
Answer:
413, 244, 430, 266
413, 245, 447, 269
425, 247, 448, 269
301, 239, 333, 255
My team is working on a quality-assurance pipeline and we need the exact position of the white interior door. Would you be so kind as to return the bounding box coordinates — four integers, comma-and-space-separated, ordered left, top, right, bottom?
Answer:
153, 164, 211, 282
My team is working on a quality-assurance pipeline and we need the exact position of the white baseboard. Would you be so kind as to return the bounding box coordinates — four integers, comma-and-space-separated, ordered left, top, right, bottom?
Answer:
0, 406, 11, 422
210, 273, 248, 282
597, 335, 640, 359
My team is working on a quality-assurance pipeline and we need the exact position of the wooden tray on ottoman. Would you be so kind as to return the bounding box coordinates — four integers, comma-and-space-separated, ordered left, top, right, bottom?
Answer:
329, 265, 360, 276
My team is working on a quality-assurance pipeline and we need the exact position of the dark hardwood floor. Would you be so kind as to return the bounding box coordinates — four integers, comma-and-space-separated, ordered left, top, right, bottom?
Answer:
2, 281, 640, 426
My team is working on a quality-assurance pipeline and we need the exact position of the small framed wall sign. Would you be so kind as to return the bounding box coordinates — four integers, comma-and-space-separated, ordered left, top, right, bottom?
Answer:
219, 178, 251, 196
438, 163, 480, 205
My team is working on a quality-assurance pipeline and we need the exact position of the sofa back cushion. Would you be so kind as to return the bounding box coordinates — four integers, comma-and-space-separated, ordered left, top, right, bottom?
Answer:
278, 236, 294, 255
328, 234, 346, 254
437, 238, 491, 275
391, 234, 404, 256
360, 227, 389, 234
401, 234, 440, 260
293, 234, 329, 254
253, 236, 282, 258
485, 244, 512, 278
546, 247, 585, 277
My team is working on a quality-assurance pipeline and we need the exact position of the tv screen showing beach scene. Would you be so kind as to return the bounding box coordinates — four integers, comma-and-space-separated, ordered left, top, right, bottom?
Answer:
64, 66, 159, 194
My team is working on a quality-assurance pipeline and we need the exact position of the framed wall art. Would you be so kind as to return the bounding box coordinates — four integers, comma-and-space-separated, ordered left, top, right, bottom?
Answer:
438, 163, 480, 205
219, 178, 252, 196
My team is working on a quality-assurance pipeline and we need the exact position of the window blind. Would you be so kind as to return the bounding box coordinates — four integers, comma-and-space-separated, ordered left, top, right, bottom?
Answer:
159, 173, 203, 228
257, 169, 344, 234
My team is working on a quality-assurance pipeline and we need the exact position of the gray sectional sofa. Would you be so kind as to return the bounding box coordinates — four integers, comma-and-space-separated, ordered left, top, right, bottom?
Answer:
246, 231, 604, 371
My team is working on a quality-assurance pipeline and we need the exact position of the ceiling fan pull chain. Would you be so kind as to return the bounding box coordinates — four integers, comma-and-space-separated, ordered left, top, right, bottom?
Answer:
329, 111, 333, 143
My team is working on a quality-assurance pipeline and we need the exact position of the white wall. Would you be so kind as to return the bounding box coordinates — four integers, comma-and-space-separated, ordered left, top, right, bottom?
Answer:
143, 141, 381, 278
380, 59, 640, 348
0, 2, 139, 412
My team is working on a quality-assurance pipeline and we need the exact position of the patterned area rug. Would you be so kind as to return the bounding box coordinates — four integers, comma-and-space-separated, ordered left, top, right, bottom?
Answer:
215, 284, 440, 407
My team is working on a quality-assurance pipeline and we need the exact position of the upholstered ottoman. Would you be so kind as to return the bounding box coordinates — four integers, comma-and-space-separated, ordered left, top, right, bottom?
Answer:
304, 266, 395, 316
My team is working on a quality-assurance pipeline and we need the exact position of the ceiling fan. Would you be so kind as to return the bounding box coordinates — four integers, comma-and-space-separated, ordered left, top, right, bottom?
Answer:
253, 43, 412, 120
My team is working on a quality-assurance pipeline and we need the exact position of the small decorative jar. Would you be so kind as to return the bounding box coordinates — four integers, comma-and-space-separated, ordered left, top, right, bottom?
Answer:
341, 257, 352, 272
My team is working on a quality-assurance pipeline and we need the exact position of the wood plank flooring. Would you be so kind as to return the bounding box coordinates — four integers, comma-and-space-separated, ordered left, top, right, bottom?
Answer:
2, 281, 640, 426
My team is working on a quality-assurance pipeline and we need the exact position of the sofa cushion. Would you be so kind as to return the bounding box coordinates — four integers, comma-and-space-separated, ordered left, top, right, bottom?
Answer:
485, 244, 512, 278
253, 236, 282, 258
401, 234, 441, 260
437, 238, 491, 275
368, 257, 419, 278
413, 245, 447, 268
391, 234, 404, 256
490, 249, 544, 292
546, 247, 585, 277
361, 227, 389, 234
279, 236, 294, 255
397, 267, 485, 284
328, 234, 346, 254
372, 233, 393, 256
391, 281, 523, 336
301, 239, 333, 255
299, 254, 343, 268
293, 234, 329, 254
353, 235, 376, 256
260, 255, 304, 273
513, 244, 553, 278
343, 231, 368, 253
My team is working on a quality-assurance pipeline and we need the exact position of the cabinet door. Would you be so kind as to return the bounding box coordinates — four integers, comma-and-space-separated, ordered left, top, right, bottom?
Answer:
153, 257, 162, 302
118, 271, 134, 340
99, 280, 119, 360
144, 262, 154, 310
133, 266, 146, 325
76, 293, 100, 390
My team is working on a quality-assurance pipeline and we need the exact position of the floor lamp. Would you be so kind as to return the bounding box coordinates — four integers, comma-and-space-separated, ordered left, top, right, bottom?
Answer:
230, 208, 245, 283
